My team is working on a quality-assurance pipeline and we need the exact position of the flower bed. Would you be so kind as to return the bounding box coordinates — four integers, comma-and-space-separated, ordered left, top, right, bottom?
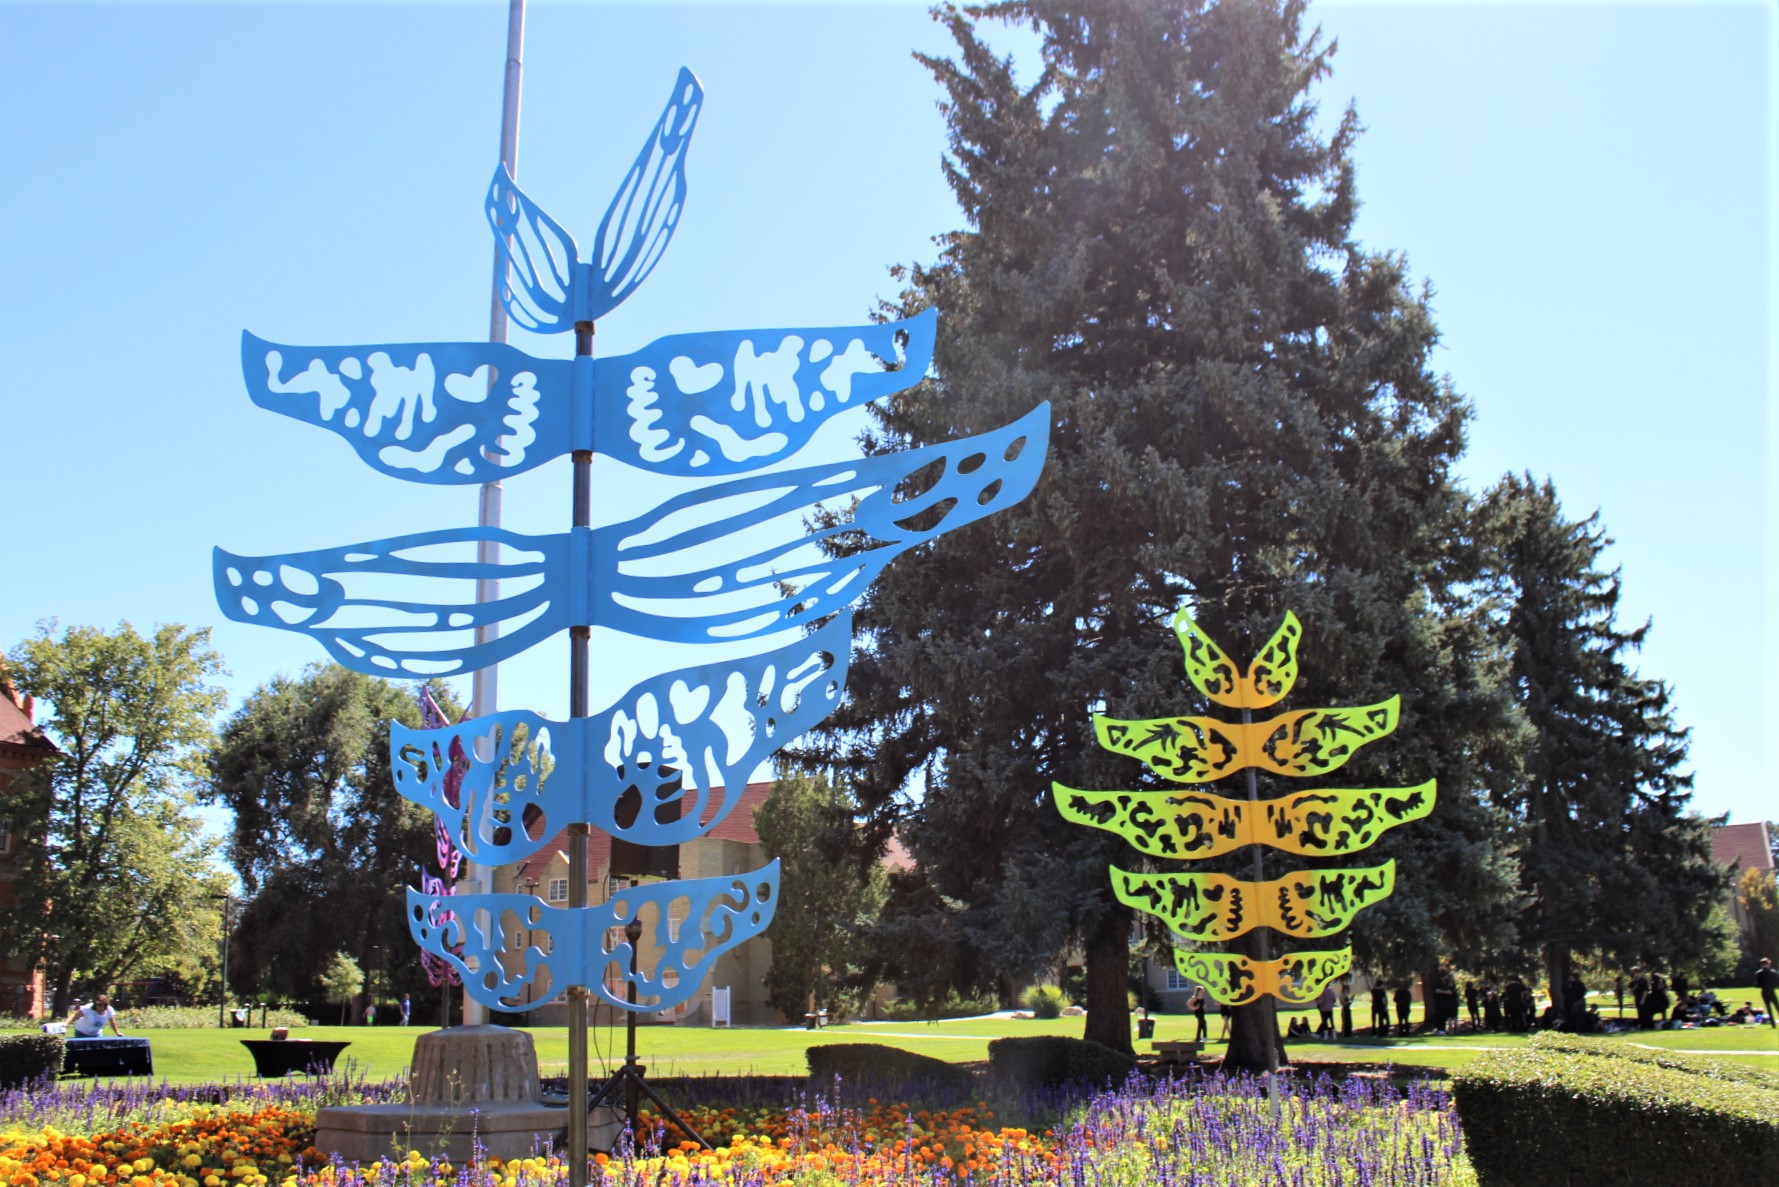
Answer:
3, 1072, 1468, 1187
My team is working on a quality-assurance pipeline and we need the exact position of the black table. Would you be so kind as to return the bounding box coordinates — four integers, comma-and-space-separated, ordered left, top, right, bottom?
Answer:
240, 1039, 351, 1077
63, 1036, 153, 1077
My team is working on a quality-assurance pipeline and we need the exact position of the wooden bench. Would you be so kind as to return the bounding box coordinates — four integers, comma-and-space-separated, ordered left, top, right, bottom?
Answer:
1151, 1040, 1204, 1067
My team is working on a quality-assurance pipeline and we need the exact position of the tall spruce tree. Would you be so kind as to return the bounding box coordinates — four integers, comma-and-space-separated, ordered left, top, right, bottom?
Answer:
809, 0, 1520, 1069
206, 664, 458, 1002
1477, 475, 1723, 1014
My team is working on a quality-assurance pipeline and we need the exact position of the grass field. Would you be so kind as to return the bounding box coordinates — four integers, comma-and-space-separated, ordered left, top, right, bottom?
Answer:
20, 1006, 1773, 1084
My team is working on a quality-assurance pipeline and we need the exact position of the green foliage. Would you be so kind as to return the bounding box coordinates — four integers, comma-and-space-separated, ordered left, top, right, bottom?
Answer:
0, 1033, 65, 1087
317, 952, 363, 1025
754, 766, 888, 1020
1453, 1033, 1779, 1187
3, 622, 232, 1011
804, 1043, 974, 1098
987, 1035, 1136, 1090
1021, 984, 1068, 1020
1735, 867, 1779, 969
805, 0, 1522, 1068
1476, 477, 1725, 993
206, 664, 460, 1002
876, 991, 1000, 1022
113, 1005, 313, 1029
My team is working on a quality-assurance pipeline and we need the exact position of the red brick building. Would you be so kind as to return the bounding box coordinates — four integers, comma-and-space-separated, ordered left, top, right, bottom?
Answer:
0, 676, 58, 1018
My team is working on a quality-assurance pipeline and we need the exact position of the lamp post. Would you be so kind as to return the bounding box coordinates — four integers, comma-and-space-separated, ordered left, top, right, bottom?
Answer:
210, 896, 233, 1029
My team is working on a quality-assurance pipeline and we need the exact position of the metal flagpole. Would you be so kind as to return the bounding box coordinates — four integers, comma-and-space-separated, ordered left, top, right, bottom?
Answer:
465, 0, 526, 1029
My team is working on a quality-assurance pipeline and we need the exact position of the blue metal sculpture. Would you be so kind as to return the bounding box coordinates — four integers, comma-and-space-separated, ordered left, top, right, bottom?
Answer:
240, 310, 935, 483
488, 68, 703, 331
390, 616, 852, 863
213, 406, 1047, 676
410, 863, 779, 1011
214, 67, 1051, 1017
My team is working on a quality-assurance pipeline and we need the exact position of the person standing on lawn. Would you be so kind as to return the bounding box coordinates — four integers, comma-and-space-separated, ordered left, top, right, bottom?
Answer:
1187, 984, 1208, 1041
1393, 983, 1414, 1035
1371, 984, 1390, 1035
1630, 967, 1651, 1028
1339, 981, 1354, 1038
1315, 983, 1336, 1038
70, 994, 122, 1037
401, 994, 411, 1025
1756, 957, 1779, 1027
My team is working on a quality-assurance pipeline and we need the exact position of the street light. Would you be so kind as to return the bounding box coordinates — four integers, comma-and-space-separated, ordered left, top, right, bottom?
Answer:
209, 895, 233, 1029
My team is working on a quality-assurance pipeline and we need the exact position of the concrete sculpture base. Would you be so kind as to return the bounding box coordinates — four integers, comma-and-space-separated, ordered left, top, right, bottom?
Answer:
316, 1025, 621, 1162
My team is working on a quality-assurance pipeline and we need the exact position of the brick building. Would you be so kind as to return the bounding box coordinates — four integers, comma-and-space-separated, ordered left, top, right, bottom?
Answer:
0, 676, 58, 1018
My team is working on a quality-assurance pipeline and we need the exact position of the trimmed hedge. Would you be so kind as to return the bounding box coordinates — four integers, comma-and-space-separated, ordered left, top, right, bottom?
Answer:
805, 1044, 975, 1099
0, 1032, 65, 1087
986, 1035, 1136, 1090
1452, 1032, 1779, 1187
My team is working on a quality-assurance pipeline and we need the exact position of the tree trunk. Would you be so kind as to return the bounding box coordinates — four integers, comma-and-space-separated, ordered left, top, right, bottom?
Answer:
1081, 905, 1134, 1055
1545, 946, 1570, 1022
51, 967, 71, 1018
1222, 931, 1288, 1072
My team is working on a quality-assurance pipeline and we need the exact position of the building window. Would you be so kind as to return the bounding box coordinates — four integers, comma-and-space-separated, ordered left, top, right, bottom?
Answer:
512, 929, 525, 950
605, 876, 630, 902
547, 878, 568, 902
1164, 966, 1191, 992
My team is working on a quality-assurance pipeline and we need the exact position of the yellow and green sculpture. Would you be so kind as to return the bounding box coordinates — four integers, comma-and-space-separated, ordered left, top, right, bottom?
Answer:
1054, 609, 1435, 1007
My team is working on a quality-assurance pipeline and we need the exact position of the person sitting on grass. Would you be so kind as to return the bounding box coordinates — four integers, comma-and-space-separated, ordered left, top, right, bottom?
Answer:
1730, 1001, 1757, 1024
1286, 1015, 1311, 1040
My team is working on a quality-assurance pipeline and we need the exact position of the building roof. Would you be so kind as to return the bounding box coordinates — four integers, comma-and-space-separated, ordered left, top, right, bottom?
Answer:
1711, 821, 1773, 873
0, 678, 58, 763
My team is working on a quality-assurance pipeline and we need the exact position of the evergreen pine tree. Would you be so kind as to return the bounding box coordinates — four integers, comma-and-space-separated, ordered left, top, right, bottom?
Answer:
1477, 475, 1724, 1014
810, 0, 1519, 1068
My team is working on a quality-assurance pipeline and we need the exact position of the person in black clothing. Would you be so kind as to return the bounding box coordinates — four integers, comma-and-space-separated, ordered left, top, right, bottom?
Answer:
1393, 983, 1414, 1035
1504, 976, 1529, 1033
1756, 957, 1779, 1027
1188, 985, 1208, 1041
1464, 980, 1480, 1029
1647, 972, 1671, 1029
1339, 982, 1354, 1039
1671, 970, 1688, 1002
1562, 970, 1589, 1031
1433, 972, 1460, 1034
1629, 967, 1651, 1028
1483, 983, 1502, 1031
1371, 985, 1389, 1035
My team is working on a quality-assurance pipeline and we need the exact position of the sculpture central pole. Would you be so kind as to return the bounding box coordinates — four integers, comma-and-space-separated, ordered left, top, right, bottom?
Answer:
567, 317, 595, 1187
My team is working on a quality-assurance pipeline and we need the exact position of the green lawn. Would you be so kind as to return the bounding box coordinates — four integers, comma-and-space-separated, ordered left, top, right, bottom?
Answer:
28, 1010, 1775, 1084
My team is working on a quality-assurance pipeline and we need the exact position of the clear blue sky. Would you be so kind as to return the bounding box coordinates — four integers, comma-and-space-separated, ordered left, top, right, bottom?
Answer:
2, 2, 1772, 830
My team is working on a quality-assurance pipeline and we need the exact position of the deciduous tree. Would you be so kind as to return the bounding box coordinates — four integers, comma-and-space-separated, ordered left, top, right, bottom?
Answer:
3, 622, 230, 1012
206, 664, 458, 1004
755, 766, 888, 1020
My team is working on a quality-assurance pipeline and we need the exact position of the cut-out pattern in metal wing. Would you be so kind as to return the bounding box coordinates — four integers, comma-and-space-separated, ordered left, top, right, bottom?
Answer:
487, 68, 703, 331
1051, 780, 1437, 858
213, 527, 568, 677
215, 406, 1050, 677
1094, 696, 1400, 783
1173, 609, 1301, 711
595, 310, 935, 474
241, 312, 934, 485
1173, 947, 1353, 1008
391, 616, 850, 862
598, 403, 1049, 643
241, 333, 574, 484
408, 861, 777, 1012
1112, 862, 1396, 941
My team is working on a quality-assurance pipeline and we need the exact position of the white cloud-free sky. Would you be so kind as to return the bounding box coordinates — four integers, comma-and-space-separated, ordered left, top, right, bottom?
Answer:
1, 1, 1771, 829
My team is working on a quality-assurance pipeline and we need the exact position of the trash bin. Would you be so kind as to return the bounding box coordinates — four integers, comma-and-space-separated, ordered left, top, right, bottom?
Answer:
1137, 1017, 1156, 1040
